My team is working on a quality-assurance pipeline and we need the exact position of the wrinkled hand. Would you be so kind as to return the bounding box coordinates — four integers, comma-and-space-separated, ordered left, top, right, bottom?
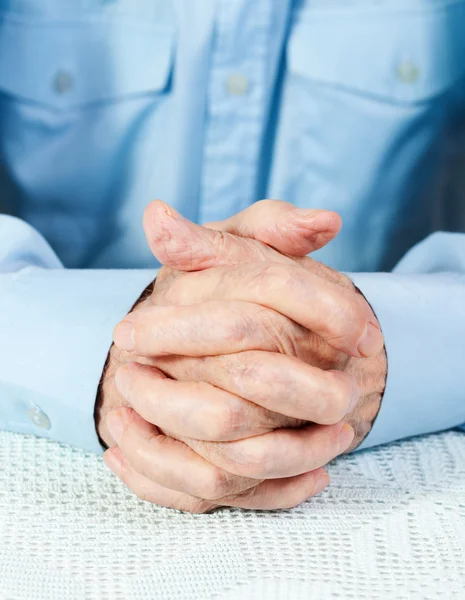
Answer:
98, 200, 386, 512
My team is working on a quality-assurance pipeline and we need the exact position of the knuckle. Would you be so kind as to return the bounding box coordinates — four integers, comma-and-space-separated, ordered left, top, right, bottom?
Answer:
235, 443, 270, 478
340, 273, 356, 291
321, 371, 353, 423
197, 417, 224, 444
224, 308, 257, 345
309, 334, 347, 369
215, 400, 247, 440
317, 263, 354, 290
188, 384, 247, 440
331, 289, 353, 322
202, 468, 231, 501
201, 406, 233, 441
221, 352, 262, 388
159, 275, 189, 305
255, 263, 292, 295
250, 199, 280, 221
351, 293, 371, 326
324, 289, 363, 346
286, 264, 311, 292
211, 229, 229, 254
257, 308, 292, 353
162, 238, 195, 269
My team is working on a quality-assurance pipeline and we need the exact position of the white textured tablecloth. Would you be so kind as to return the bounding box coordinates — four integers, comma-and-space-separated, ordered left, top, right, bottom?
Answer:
1, 429, 465, 600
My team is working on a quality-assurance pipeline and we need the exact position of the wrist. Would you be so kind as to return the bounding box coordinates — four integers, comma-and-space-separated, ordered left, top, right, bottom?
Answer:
345, 345, 387, 452
94, 280, 156, 448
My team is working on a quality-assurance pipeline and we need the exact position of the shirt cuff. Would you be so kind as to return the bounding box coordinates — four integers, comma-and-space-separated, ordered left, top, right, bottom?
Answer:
0, 267, 156, 453
349, 272, 465, 451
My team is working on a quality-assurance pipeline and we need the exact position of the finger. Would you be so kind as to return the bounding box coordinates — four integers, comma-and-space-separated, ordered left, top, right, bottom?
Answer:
114, 362, 303, 442
104, 446, 216, 513
143, 200, 348, 288
183, 422, 354, 479
105, 407, 261, 500
156, 262, 383, 358
104, 446, 330, 512
206, 199, 342, 256
114, 300, 306, 358
114, 299, 346, 369
143, 199, 343, 273
143, 200, 295, 271
209, 199, 347, 288
218, 468, 330, 510
128, 350, 359, 425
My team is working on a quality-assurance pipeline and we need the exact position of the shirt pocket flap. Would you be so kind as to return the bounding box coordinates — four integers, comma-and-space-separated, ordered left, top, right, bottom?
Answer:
287, 5, 465, 104
0, 17, 175, 109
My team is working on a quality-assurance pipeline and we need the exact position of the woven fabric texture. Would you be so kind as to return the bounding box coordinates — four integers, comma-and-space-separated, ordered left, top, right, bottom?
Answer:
1, 429, 465, 600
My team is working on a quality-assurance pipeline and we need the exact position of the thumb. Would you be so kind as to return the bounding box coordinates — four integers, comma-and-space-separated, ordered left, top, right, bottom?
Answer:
206, 199, 342, 256
143, 200, 341, 272
143, 200, 291, 271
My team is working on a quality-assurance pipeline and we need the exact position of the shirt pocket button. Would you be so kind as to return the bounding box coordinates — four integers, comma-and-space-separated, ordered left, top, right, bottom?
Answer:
53, 70, 74, 95
396, 61, 420, 84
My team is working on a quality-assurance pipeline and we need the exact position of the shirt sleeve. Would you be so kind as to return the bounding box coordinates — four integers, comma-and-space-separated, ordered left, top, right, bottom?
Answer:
350, 231, 465, 452
0, 216, 156, 453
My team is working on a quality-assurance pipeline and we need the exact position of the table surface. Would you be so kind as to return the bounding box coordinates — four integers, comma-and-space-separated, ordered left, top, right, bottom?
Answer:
1, 429, 465, 600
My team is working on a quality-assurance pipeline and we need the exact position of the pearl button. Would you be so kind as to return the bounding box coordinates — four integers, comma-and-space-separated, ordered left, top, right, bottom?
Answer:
27, 405, 51, 430
53, 70, 74, 95
226, 73, 249, 96
396, 61, 420, 84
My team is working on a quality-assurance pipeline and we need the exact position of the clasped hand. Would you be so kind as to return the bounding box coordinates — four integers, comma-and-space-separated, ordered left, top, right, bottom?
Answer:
98, 200, 387, 512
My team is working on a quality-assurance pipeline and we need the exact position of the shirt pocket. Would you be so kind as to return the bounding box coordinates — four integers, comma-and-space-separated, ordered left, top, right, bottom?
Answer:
0, 16, 175, 110
287, 2, 465, 105
271, 2, 465, 272
0, 14, 176, 268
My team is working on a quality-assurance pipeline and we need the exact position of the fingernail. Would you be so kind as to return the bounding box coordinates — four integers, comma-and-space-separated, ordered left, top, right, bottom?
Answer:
357, 322, 384, 357
104, 447, 123, 476
338, 423, 355, 453
314, 470, 330, 495
113, 320, 135, 352
106, 410, 124, 444
156, 200, 184, 221
114, 365, 131, 397
157, 200, 174, 216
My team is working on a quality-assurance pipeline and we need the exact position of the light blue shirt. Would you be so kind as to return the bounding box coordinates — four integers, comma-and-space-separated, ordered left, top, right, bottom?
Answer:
1, 0, 465, 454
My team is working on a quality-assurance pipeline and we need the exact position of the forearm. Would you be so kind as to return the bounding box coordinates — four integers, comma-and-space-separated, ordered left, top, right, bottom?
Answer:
0, 215, 156, 452
94, 279, 155, 449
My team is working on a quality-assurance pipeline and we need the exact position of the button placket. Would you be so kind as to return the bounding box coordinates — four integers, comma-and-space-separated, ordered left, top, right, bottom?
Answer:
198, 0, 275, 225
226, 73, 250, 96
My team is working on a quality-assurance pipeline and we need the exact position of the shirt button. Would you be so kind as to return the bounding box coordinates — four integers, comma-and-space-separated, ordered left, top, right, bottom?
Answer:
27, 405, 51, 430
396, 61, 420, 84
226, 73, 249, 96
53, 70, 74, 95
